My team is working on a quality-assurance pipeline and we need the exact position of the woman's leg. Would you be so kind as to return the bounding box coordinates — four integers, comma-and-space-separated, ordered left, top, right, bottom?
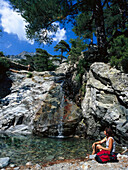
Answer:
92, 144, 97, 155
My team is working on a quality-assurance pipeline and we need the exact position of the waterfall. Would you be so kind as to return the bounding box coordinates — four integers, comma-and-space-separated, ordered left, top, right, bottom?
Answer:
57, 82, 65, 138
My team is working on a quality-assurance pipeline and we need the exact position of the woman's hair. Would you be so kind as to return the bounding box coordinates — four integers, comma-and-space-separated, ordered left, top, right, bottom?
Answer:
105, 127, 114, 136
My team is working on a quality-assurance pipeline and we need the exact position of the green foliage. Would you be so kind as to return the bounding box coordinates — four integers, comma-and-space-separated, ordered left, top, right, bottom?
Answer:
0, 51, 4, 57
79, 83, 86, 100
27, 72, 33, 78
9, 0, 62, 44
73, 11, 95, 40
0, 57, 10, 74
68, 38, 88, 63
75, 58, 90, 83
34, 48, 50, 71
109, 35, 128, 73
104, 1, 127, 37
19, 48, 57, 71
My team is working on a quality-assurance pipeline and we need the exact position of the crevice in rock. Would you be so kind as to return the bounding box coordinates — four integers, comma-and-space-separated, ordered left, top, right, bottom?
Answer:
116, 94, 128, 109
91, 69, 111, 86
16, 116, 24, 125
12, 117, 16, 126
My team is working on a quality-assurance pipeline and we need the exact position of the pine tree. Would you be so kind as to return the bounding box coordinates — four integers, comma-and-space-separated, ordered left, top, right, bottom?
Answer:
19, 49, 56, 71
9, 0, 128, 61
54, 40, 70, 63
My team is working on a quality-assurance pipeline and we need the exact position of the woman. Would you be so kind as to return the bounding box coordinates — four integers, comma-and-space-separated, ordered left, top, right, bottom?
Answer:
92, 127, 115, 155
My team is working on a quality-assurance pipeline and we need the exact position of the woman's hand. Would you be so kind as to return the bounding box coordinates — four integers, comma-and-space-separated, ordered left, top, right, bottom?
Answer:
92, 142, 96, 148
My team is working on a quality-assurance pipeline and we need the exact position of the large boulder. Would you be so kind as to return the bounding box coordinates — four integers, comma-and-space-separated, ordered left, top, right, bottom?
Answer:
82, 62, 128, 144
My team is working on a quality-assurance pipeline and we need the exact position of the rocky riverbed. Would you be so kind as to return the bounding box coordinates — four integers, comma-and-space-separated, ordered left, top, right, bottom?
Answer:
2, 153, 128, 170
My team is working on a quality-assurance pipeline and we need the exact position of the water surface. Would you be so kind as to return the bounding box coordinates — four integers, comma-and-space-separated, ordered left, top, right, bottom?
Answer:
0, 134, 123, 166
0, 134, 94, 166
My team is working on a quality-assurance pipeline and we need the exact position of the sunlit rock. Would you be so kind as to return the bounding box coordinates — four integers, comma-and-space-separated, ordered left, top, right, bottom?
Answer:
82, 62, 128, 144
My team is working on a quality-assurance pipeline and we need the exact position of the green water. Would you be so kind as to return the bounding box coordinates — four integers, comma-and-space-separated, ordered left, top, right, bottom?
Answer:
0, 134, 94, 166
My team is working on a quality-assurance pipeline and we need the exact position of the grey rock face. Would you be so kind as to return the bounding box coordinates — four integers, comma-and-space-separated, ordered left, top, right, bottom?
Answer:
0, 70, 55, 134
82, 62, 128, 144
0, 63, 82, 137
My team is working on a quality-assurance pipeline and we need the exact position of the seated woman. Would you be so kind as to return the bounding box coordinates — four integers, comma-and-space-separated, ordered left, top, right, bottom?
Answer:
92, 127, 115, 155
92, 128, 115, 155
92, 127, 117, 163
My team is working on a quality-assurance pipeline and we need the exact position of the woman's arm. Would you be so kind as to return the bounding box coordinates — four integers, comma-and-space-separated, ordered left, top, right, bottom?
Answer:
92, 137, 106, 147
97, 138, 113, 152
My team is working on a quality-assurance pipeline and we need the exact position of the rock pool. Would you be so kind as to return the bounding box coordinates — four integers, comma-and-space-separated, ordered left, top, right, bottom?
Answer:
0, 134, 123, 166
0, 134, 95, 166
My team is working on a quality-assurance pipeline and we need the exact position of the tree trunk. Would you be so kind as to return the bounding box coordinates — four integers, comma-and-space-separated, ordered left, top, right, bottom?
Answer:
94, 0, 107, 61
60, 50, 63, 64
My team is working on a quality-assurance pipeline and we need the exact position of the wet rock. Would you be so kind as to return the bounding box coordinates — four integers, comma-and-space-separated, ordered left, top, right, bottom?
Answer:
0, 157, 10, 168
45, 155, 54, 161
33, 83, 82, 137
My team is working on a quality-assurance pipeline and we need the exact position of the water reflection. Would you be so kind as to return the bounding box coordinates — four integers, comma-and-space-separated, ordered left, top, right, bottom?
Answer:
0, 134, 94, 166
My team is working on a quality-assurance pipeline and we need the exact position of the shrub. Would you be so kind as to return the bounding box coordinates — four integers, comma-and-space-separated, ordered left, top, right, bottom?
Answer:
0, 57, 10, 74
0, 51, 4, 57
109, 35, 128, 73
27, 72, 33, 78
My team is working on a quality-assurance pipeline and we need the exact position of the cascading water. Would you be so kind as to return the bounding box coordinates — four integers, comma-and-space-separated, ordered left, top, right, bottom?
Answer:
57, 81, 65, 138
34, 78, 82, 138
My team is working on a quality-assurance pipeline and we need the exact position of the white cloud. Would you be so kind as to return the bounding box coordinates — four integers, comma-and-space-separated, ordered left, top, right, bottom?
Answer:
0, 0, 32, 43
0, 0, 66, 44
49, 23, 67, 42
53, 27, 66, 42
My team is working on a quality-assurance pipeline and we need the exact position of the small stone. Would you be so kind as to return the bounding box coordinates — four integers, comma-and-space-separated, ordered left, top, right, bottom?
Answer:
120, 165, 123, 168
35, 164, 41, 169
14, 167, 20, 170
26, 162, 33, 166
91, 160, 96, 163
58, 157, 65, 160
74, 135, 79, 138
10, 164, 15, 167
81, 162, 89, 170
89, 154, 96, 159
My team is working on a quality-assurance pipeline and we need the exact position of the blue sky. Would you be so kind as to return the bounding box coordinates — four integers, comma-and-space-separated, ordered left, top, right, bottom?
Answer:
0, 0, 77, 56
